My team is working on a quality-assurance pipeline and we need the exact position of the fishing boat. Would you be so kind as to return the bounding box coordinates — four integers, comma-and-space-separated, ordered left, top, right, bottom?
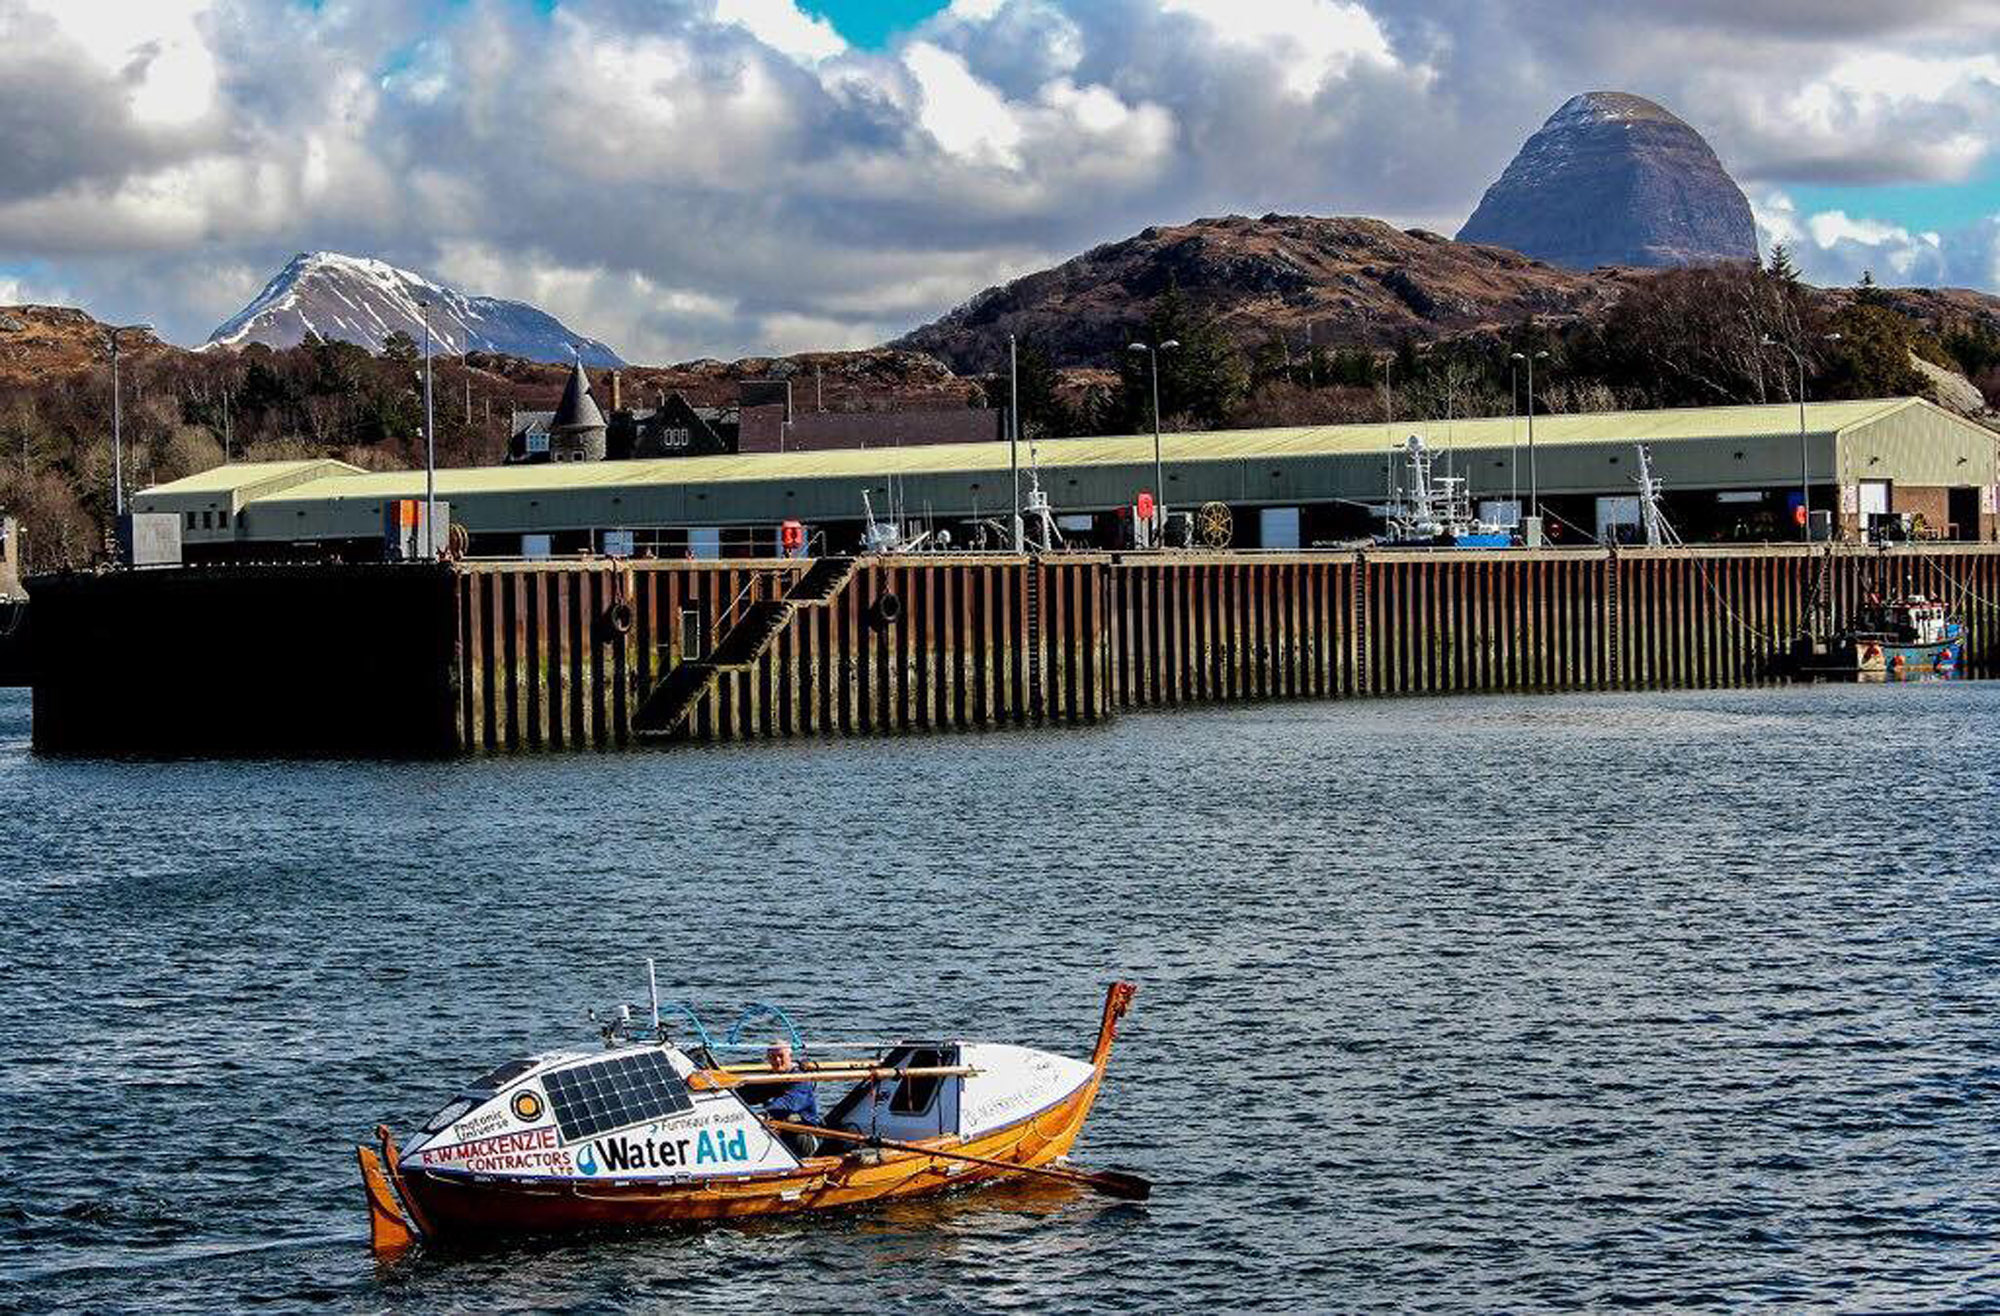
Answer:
1372, 435, 1513, 548
1790, 590, 1964, 679
358, 977, 1142, 1254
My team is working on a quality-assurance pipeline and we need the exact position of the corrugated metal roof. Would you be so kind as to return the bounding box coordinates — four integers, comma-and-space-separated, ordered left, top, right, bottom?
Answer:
140, 397, 1942, 504
144, 458, 365, 494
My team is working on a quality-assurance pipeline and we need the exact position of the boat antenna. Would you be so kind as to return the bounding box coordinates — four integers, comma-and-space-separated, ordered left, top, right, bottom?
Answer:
647, 958, 661, 1036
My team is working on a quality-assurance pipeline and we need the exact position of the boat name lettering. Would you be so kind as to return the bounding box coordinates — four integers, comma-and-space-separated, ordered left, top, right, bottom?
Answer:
583, 1128, 749, 1175
452, 1107, 513, 1141
428, 1126, 563, 1167
965, 1076, 1062, 1127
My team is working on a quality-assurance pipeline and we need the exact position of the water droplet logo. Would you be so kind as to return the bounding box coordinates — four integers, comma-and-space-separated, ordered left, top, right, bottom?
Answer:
576, 1143, 598, 1176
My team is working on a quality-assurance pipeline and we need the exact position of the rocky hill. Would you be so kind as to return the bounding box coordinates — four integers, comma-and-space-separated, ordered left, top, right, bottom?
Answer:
474, 348, 986, 413
206, 252, 625, 367
1457, 92, 1759, 271
0, 306, 179, 387
894, 213, 1631, 373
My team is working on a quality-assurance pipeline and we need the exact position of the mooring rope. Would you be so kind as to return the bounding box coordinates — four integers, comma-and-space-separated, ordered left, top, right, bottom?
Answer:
1676, 550, 1790, 645
1919, 555, 2000, 614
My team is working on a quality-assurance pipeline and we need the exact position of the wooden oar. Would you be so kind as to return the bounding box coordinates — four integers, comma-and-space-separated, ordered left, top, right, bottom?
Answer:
767, 1119, 1152, 1202
689, 1065, 975, 1091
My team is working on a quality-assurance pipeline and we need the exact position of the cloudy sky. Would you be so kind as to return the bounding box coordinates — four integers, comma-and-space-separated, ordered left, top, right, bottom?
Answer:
1, 0, 1996, 363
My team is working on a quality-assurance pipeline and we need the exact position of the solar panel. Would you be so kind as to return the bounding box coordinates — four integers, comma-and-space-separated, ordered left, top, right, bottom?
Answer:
544, 1051, 694, 1142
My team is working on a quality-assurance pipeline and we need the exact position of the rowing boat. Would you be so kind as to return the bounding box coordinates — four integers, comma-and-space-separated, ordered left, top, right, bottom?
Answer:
358, 979, 1139, 1253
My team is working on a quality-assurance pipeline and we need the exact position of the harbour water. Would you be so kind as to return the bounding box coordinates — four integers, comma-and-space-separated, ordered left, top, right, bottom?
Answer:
2, 681, 1997, 1311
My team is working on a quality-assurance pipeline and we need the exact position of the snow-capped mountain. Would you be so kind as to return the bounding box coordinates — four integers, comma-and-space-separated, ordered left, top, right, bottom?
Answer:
205, 252, 625, 366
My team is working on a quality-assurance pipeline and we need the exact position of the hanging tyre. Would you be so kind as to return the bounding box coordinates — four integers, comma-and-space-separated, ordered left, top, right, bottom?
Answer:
868, 591, 902, 630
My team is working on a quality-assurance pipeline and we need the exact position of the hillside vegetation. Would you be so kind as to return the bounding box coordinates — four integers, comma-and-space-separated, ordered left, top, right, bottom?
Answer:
2, 246, 1995, 574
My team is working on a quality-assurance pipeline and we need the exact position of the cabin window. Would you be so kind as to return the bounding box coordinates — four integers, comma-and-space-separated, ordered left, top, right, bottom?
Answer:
471, 1058, 538, 1091
202, 511, 213, 529
421, 1097, 477, 1134
890, 1046, 950, 1115
218, 509, 229, 528
186, 512, 197, 530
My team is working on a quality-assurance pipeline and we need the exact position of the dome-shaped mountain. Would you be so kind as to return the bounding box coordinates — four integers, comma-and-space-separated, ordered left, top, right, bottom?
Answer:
1457, 92, 1758, 271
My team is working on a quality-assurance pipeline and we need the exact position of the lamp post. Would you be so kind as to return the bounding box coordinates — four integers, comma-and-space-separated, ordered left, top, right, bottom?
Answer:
1127, 339, 1179, 540
418, 300, 437, 559
1762, 332, 1842, 541
107, 322, 153, 522
1009, 333, 1023, 552
1510, 350, 1549, 523
1507, 356, 1520, 512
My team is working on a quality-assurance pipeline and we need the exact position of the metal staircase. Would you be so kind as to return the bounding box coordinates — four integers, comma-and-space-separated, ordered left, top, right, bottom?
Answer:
633, 557, 859, 739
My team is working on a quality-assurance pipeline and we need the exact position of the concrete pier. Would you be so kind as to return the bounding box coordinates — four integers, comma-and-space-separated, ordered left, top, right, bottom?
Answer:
28, 544, 2000, 755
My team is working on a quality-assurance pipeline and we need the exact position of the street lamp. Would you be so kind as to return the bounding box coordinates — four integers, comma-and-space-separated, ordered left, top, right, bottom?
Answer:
417, 300, 437, 559
1509, 350, 1550, 525
107, 322, 153, 522
1507, 355, 1520, 512
1127, 339, 1180, 541
1761, 331, 1843, 541
1009, 333, 1023, 552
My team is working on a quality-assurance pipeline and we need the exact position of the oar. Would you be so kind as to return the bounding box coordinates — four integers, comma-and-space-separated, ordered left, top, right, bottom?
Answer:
767, 1119, 1151, 1202
689, 1064, 975, 1091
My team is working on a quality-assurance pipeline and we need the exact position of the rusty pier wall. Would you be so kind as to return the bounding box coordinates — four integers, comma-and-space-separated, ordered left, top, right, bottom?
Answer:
28, 546, 2000, 756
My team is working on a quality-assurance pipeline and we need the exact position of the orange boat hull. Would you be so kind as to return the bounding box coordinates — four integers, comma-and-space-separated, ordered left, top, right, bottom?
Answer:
380, 983, 1135, 1245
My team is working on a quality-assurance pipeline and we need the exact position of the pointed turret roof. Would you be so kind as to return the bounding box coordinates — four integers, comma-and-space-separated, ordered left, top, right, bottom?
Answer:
551, 360, 605, 434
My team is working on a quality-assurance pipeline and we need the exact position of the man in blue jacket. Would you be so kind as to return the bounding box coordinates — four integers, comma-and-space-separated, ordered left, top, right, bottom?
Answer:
756, 1040, 820, 1157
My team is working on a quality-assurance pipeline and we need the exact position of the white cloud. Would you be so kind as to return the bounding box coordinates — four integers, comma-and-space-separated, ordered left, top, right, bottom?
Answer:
1160, 0, 1395, 97
12, 0, 220, 125
1, 0, 1997, 364
905, 41, 1026, 166
711, 0, 846, 64
1756, 187, 2000, 290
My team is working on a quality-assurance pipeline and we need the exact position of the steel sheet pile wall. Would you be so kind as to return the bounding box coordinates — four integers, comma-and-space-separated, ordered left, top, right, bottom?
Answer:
452, 558, 1107, 751
1103, 547, 2000, 709
29, 546, 2000, 756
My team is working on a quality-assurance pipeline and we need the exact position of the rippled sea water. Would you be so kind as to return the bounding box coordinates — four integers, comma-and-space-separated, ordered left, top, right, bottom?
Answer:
3, 681, 1999, 1312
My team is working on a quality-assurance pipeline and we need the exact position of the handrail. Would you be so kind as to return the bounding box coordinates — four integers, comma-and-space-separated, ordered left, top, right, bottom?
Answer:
725, 1001, 806, 1055
657, 1001, 719, 1052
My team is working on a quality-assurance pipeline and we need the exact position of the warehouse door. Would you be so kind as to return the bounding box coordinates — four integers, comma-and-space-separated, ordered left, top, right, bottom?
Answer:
1949, 487, 1979, 540
1859, 480, 1891, 536
1258, 507, 1301, 549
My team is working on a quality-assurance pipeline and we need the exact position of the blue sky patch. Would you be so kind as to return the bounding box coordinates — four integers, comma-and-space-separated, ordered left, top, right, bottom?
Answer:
806, 0, 947, 47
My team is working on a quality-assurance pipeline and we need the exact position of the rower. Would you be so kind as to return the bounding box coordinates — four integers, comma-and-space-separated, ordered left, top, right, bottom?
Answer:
752, 1040, 820, 1157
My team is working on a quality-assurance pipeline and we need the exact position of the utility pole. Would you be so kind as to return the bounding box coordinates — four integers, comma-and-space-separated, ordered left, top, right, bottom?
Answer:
1507, 356, 1519, 512
1511, 350, 1550, 524
222, 381, 232, 463
107, 322, 152, 530
1009, 334, 1023, 553
419, 301, 437, 559
1763, 332, 1842, 541
1128, 339, 1180, 541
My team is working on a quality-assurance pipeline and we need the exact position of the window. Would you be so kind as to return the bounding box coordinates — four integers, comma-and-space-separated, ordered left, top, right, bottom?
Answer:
186, 512, 197, 529
218, 509, 229, 528
202, 511, 213, 529
889, 1047, 950, 1115
471, 1058, 538, 1091
421, 1098, 478, 1134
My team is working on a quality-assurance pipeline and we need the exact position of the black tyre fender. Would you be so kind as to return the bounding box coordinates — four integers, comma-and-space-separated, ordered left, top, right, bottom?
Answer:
867, 591, 902, 630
